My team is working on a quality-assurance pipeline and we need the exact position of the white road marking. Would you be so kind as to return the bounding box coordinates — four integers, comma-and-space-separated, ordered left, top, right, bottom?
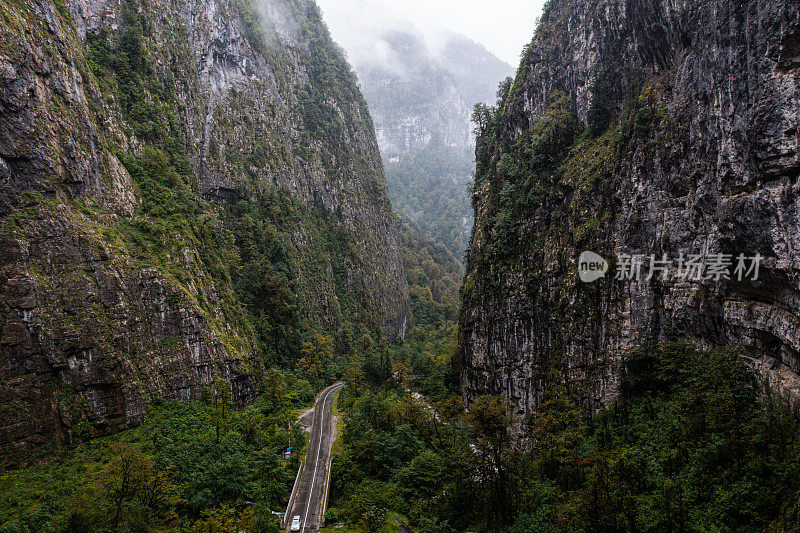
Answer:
302, 383, 341, 532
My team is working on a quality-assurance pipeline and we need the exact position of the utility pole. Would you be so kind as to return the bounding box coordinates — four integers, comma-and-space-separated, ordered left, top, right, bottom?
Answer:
286, 420, 293, 459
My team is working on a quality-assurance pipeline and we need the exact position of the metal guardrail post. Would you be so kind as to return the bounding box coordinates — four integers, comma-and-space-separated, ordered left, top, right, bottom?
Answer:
282, 461, 304, 529
321, 458, 332, 527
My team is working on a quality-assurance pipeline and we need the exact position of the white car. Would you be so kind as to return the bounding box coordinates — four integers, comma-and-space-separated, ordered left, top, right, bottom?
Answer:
290, 515, 302, 532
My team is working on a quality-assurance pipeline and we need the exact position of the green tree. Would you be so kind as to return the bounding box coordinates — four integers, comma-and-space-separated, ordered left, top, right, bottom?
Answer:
93, 443, 183, 530
212, 379, 233, 444
262, 368, 287, 401
466, 395, 516, 528
297, 333, 333, 382
361, 505, 388, 533
335, 321, 356, 359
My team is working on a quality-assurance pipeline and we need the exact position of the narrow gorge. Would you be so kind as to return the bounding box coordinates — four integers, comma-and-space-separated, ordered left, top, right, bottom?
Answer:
2, 0, 800, 531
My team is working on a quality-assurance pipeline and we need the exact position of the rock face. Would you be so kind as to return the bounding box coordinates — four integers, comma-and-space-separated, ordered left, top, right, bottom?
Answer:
360, 30, 476, 157
459, 0, 800, 419
0, 0, 408, 463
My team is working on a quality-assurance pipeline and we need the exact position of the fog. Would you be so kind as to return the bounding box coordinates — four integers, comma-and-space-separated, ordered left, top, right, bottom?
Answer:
312, 0, 417, 75
316, 0, 548, 66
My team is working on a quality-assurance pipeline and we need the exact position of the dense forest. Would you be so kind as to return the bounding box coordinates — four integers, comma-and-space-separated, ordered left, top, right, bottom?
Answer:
385, 141, 476, 260
326, 341, 800, 532
1, 377, 311, 531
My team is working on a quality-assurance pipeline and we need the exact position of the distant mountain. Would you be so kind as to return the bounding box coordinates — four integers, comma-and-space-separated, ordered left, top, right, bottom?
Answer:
358, 30, 474, 157
322, 8, 513, 257
437, 33, 517, 114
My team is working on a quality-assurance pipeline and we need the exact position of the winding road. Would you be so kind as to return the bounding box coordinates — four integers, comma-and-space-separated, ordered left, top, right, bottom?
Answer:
288, 382, 344, 533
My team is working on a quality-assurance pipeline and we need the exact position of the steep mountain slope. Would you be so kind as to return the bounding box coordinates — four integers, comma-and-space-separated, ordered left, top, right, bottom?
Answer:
0, 0, 408, 463
358, 30, 512, 257
356, 31, 495, 156
460, 0, 800, 418
319, 3, 513, 257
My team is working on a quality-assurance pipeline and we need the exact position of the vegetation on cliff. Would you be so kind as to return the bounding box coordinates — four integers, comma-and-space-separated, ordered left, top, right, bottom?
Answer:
0, 214, 462, 530
0, 0, 411, 460
4, 0, 800, 531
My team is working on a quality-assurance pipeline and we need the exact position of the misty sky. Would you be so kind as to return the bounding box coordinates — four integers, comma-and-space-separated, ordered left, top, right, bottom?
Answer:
316, 0, 547, 66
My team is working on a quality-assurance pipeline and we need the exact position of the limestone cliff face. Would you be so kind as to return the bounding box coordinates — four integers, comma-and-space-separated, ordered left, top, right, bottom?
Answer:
67, 0, 409, 334
359, 30, 474, 157
460, 0, 800, 419
0, 0, 408, 462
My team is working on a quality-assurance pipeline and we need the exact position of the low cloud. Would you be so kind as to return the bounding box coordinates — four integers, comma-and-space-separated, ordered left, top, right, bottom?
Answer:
316, 0, 546, 66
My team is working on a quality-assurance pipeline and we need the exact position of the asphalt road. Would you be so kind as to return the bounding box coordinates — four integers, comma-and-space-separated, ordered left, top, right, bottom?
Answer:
288, 382, 344, 533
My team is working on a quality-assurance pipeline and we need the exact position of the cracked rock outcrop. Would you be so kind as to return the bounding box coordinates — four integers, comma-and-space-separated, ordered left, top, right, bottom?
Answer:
459, 0, 800, 419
